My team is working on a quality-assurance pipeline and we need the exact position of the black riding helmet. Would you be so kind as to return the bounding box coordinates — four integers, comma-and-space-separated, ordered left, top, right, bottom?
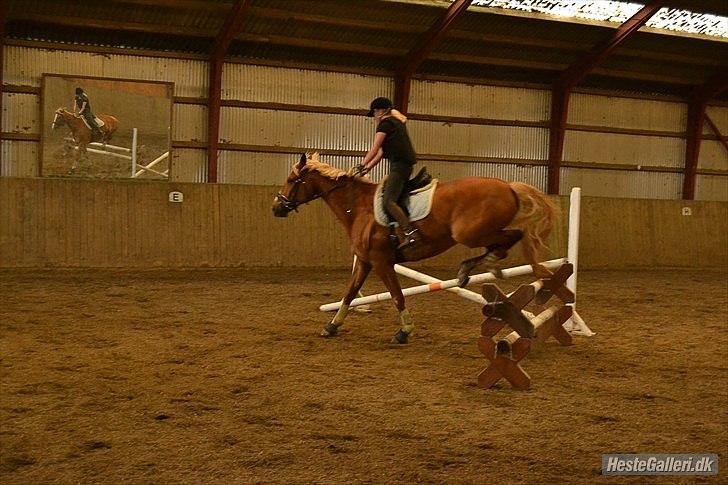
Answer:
75, 87, 84, 95
367, 97, 393, 117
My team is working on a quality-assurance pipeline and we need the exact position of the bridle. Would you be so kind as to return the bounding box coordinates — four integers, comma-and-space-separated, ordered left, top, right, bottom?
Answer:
275, 169, 350, 214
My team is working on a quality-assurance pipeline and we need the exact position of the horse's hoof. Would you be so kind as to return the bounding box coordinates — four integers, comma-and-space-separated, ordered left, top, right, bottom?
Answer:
457, 274, 470, 288
390, 329, 409, 345
488, 268, 504, 279
320, 323, 339, 337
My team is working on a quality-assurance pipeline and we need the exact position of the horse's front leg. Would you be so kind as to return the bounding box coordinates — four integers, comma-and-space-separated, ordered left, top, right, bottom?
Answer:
321, 258, 372, 337
373, 262, 412, 345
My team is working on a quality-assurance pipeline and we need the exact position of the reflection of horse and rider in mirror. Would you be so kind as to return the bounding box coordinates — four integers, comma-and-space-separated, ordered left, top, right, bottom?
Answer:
51, 87, 119, 165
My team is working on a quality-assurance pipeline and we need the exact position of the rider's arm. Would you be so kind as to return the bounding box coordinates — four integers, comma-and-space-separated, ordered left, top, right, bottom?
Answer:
362, 132, 386, 169
367, 148, 384, 168
75, 102, 87, 117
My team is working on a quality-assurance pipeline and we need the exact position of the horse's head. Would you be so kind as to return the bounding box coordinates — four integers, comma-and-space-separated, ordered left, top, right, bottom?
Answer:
272, 152, 322, 218
51, 108, 69, 130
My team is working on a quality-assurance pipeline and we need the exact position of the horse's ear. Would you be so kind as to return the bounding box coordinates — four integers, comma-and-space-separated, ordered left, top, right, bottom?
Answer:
297, 153, 307, 169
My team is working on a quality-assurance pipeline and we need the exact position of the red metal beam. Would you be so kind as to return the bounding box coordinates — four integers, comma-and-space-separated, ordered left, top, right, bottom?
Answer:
681, 100, 706, 200
681, 69, 728, 199
207, 0, 252, 183
547, 2, 662, 194
0, 2, 6, 171
395, 0, 472, 114
704, 114, 728, 155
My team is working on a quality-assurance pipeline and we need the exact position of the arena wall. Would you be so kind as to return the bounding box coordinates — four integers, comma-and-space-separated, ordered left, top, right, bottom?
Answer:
2, 44, 727, 201
1, 177, 725, 270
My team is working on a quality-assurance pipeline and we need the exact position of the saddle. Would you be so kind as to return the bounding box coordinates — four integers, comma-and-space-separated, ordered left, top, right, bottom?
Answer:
81, 116, 106, 130
374, 167, 438, 227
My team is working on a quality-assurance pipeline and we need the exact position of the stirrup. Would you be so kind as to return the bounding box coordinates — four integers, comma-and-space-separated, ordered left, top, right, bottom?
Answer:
397, 228, 420, 249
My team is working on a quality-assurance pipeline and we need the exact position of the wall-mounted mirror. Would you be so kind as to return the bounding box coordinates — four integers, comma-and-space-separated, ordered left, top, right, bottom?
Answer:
41, 74, 173, 179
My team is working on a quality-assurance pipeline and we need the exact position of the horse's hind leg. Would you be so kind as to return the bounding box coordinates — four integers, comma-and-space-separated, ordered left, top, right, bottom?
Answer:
372, 262, 412, 344
457, 229, 523, 287
321, 258, 372, 337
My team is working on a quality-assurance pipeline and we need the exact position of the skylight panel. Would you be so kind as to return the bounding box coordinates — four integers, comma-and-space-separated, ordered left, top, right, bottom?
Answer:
470, 0, 728, 38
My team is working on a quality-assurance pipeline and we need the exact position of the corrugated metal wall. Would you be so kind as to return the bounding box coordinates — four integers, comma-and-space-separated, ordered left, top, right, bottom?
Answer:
2, 45, 727, 201
409, 81, 549, 120
3, 46, 207, 96
408, 79, 549, 189
560, 93, 688, 199
568, 93, 685, 131
221, 64, 392, 108
217, 63, 392, 184
563, 132, 685, 168
560, 167, 683, 200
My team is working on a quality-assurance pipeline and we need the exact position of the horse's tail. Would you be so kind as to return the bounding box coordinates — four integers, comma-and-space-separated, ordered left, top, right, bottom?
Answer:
507, 182, 558, 267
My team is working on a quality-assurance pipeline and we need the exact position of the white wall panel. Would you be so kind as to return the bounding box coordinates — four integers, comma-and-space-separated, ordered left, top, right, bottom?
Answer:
409, 80, 549, 121
3, 46, 207, 97
220, 108, 371, 151
409, 122, 548, 160
173, 104, 206, 142
560, 167, 682, 199
563, 131, 684, 168
570, 93, 685, 132
2, 93, 39, 134
698, 141, 728, 171
705, 105, 728, 134
468, 163, 547, 191
0, 141, 39, 177
218, 151, 367, 185
170, 148, 206, 182
218, 151, 293, 186
695, 174, 728, 201
221, 64, 392, 109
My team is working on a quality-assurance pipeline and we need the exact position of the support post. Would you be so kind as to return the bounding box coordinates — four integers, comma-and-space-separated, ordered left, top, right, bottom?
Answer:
0, 1, 6, 170
682, 100, 706, 200
130, 127, 138, 178
207, 0, 252, 183
546, 2, 662, 194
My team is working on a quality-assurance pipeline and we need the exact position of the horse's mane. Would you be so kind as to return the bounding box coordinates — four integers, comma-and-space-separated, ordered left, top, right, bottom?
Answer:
296, 152, 374, 184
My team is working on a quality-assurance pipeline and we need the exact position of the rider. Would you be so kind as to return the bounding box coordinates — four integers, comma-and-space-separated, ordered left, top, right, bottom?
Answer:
73, 87, 101, 138
357, 96, 421, 249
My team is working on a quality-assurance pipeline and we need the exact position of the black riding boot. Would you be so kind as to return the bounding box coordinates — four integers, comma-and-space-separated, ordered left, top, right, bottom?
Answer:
386, 201, 421, 249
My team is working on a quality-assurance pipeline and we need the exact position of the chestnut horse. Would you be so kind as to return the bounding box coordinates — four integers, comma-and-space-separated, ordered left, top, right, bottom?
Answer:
273, 152, 557, 344
51, 108, 119, 159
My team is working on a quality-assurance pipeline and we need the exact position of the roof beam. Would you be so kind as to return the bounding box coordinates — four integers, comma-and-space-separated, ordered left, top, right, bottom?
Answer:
395, 0, 472, 113
547, 1, 663, 194
681, 68, 728, 199
208, 0, 253, 183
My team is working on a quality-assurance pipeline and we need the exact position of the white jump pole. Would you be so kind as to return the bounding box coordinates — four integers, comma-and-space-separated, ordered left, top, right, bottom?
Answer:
130, 128, 138, 178
394, 264, 486, 305
319, 258, 566, 312
89, 142, 132, 153
564, 187, 594, 336
134, 151, 169, 178
86, 148, 131, 160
